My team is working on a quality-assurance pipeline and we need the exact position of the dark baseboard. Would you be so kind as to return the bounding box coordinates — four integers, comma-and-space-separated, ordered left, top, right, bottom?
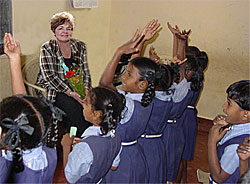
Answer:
197, 117, 213, 133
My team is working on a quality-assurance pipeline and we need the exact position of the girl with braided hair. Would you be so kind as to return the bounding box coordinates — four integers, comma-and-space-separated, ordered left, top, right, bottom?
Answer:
0, 33, 64, 183
99, 21, 173, 182
62, 86, 125, 183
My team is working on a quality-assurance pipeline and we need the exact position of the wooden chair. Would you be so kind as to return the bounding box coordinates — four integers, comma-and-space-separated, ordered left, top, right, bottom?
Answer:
22, 57, 47, 97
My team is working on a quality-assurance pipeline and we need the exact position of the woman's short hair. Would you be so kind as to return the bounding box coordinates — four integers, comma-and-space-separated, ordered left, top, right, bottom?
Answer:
50, 11, 75, 33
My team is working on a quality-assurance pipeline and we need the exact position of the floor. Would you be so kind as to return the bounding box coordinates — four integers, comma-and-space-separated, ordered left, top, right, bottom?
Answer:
53, 118, 213, 183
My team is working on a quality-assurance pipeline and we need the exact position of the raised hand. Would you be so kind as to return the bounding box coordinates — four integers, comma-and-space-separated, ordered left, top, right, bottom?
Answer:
175, 29, 191, 40
4, 33, 21, 60
117, 30, 143, 55
167, 22, 180, 35
149, 46, 161, 63
142, 19, 160, 41
171, 56, 187, 65
237, 137, 250, 161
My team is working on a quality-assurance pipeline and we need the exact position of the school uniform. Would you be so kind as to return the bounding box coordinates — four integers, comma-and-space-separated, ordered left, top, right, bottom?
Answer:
0, 145, 57, 183
65, 126, 121, 183
181, 85, 202, 161
162, 78, 193, 182
138, 91, 173, 183
209, 123, 250, 184
103, 90, 153, 183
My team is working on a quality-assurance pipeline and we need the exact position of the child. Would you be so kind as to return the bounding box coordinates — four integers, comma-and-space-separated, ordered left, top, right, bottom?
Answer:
62, 86, 124, 183
100, 23, 167, 182
208, 80, 250, 183
0, 33, 63, 183
237, 137, 250, 179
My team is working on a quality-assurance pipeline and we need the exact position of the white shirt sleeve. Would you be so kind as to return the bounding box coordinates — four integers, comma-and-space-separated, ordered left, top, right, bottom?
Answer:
112, 146, 122, 167
119, 97, 134, 124
172, 78, 191, 103
220, 144, 239, 174
65, 142, 93, 183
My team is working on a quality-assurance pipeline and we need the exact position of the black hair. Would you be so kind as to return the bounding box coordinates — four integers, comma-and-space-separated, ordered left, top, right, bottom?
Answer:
0, 95, 60, 173
226, 80, 250, 111
89, 87, 126, 135
157, 64, 174, 91
130, 57, 161, 107
185, 55, 204, 91
186, 46, 208, 71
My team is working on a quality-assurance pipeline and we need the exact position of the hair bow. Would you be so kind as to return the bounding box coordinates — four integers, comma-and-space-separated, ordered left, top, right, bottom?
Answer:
1, 113, 34, 150
39, 94, 66, 121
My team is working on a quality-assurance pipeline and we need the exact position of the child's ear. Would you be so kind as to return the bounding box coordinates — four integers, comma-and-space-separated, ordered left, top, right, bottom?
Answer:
94, 110, 102, 121
138, 80, 148, 90
241, 110, 250, 122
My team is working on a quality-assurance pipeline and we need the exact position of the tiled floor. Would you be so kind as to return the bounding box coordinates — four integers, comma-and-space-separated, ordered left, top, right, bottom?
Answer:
53, 118, 212, 183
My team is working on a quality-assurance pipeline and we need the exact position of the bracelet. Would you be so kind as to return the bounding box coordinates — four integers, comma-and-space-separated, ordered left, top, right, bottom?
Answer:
69, 91, 72, 96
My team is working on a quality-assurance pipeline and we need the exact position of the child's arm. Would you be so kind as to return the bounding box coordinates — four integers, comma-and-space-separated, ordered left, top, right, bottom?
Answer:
167, 22, 179, 58
237, 137, 250, 177
99, 32, 143, 90
4, 33, 27, 95
208, 123, 231, 183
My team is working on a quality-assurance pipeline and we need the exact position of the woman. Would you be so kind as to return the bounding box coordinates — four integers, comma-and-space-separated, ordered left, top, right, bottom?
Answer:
36, 12, 91, 137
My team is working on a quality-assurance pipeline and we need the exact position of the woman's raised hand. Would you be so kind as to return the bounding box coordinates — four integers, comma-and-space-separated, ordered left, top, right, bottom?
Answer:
4, 33, 21, 60
141, 19, 160, 41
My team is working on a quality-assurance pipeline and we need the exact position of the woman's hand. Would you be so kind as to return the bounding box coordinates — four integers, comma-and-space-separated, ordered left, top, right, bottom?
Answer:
237, 137, 250, 161
4, 33, 21, 60
71, 91, 84, 104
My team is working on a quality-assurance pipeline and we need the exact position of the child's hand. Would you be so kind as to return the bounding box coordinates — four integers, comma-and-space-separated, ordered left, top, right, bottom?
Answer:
117, 30, 143, 55
167, 22, 180, 35
171, 56, 187, 65
141, 19, 160, 42
175, 29, 191, 40
61, 133, 73, 148
213, 114, 228, 126
237, 137, 250, 161
208, 124, 229, 144
72, 137, 82, 148
4, 33, 21, 60
149, 46, 161, 63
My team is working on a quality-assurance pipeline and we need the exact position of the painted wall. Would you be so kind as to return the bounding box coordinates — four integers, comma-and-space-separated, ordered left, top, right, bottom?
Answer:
0, 0, 249, 119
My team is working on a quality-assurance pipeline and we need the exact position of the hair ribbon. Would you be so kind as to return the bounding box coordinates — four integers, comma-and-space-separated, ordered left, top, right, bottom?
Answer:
1, 113, 34, 150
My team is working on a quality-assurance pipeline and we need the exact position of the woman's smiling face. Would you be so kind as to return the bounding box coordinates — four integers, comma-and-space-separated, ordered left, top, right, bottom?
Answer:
54, 22, 72, 42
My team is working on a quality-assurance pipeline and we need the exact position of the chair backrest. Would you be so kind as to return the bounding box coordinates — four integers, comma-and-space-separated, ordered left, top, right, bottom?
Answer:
22, 57, 46, 97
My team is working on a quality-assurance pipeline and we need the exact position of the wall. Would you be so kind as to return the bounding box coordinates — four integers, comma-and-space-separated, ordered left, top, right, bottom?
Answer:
0, 0, 249, 119
107, 0, 249, 119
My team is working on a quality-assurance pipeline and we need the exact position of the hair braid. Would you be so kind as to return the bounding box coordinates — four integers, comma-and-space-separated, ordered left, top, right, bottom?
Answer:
141, 80, 156, 107
12, 142, 24, 173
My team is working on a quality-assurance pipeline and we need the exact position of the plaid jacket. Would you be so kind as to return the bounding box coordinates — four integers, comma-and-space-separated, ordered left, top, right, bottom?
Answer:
35, 39, 91, 102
